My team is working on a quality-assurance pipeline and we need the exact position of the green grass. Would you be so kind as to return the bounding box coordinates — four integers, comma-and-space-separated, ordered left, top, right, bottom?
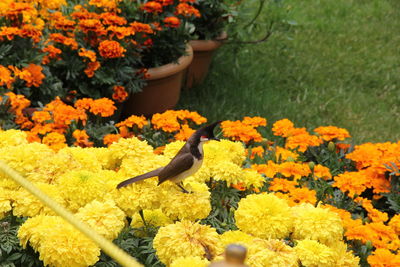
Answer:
177, 0, 400, 144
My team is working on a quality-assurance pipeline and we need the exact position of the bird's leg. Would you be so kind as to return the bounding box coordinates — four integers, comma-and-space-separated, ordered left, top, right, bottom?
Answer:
177, 182, 190, 194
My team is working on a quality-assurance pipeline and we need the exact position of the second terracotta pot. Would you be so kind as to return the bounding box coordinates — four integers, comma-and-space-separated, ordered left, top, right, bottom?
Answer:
185, 32, 227, 89
122, 45, 193, 118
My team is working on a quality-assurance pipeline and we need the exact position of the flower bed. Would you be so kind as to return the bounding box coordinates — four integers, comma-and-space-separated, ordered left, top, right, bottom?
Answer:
0, 113, 399, 266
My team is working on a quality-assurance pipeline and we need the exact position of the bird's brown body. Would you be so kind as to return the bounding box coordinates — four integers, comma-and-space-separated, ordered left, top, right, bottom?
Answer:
116, 122, 220, 190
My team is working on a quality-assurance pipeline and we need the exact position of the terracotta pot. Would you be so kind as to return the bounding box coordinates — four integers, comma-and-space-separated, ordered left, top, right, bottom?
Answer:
185, 32, 227, 89
122, 45, 193, 118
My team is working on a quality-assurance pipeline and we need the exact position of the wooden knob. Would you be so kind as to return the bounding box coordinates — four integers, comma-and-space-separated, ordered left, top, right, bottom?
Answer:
225, 244, 247, 264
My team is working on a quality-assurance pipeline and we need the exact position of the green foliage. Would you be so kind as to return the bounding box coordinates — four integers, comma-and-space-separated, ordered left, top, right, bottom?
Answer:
0, 216, 43, 267
0, 96, 18, 130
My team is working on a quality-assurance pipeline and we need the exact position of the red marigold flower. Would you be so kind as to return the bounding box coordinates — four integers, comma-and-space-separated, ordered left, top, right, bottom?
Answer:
112, 85, 129, 102
163, 16, 181, 28
98, 40, 126, 58
84, 61, 101, 77
175, 3, 200, 17
141, 1, 163, 13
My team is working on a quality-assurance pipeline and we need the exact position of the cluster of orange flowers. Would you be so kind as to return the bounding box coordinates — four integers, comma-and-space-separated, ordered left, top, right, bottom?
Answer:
0, 64, 45, 90
220, 116, 267, 143
3, 93, 118, 150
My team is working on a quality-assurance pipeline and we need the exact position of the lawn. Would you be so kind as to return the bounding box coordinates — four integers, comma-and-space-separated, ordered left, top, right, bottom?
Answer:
178, 0, 400, 144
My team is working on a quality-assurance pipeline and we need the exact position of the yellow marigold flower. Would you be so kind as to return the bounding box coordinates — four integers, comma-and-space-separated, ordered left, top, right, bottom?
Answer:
330, 241, 360, 267
130, 209, 172, 228
247, 239, 298, 267
295, 239, 335, 267
219, 230, 254, 249
170, 256, 210, 267
0, 143, 54, 186
76, 199, 125, 240
291, 203, 343, 246
367, 248, 400, 267
272, 118, 295, 137
159, 181, 211, 221
12, 183, 65, 217
18, 215, 100, 267
203, 139, 246, 166
314, 126, 351, 141
108, 136, 155, 169
113, 178, 161, 216
57, 170, 116, 212
153, 220, 221, 265
0, 189, 11, 219
0, 129, 28, 148
58, 146, 104, 172
235, 193, 293, 239
163, 140, 186, 159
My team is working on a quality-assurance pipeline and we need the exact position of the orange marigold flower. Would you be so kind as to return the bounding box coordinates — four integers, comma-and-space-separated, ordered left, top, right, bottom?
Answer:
0, 26, 21, 41
285, 132, 323, 152
153, 146, 165, 155
231, 182, 246, 191
278, 162, 311, 180
32, 111, 51, 123
72, 129, 93, 147
368, 249, 400, 267
84, 61, 101, 77
248, 146, 264, 159
314, 126, 351, 141
42, 132, 67, 151
98, 40, 126, 58
274, 146, 299, 161
116, 115, 148, 129
130, 22, 154, 34
336, 143, 351, 153
112, 85, 129, 102
175, 3, 201, 17
0, 65, 14, 88
4, 92, 30, 113
272, 118, 295, 137
26, 132, 41, 143
89, 98, 116, 117
51, 12, 76, 31
75, 98, 94, 110
174, 124, 195, 141
103, 133, 121, 146
268, 178, 297, 192
251, 161, 278, 178
389, 214, 400, 236
45, 97, 87, 126
21, 64, 45, 87
355, 197, 389, 223
151, 110, 206, 132
163, 16, 181, 28
79, 48, 97, 62
49, 33, 78, 50
20, 24, 42, 43
156, 0, 174, 6
221, 120, 263, 143
242, 116, 267, 127
42, 45, 62, 64
312, 164, 332, 180
89, 0, 121, 11
106, 26, 134, 39
333, 171, 368, 198
78, 19, 105, 34
141, 1, 163, 13
100, 12, 127, 25
321, 204, 363, 231
285, 187, 317, 206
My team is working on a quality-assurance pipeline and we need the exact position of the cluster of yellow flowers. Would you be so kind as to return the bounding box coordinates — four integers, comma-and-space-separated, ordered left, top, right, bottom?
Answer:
3, 115, 400, 267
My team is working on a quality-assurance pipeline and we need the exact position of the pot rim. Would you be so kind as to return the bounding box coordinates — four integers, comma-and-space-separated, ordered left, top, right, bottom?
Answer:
189, 31, 228, 52
147, 44, 193, 81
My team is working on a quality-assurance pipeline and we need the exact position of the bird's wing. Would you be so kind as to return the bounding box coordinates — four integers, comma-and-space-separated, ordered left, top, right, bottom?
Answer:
157, 152, 194, 185
116, 167, 163, 189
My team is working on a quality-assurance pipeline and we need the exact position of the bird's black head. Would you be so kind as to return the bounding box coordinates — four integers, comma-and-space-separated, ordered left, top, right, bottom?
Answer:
190, 121, 221, 144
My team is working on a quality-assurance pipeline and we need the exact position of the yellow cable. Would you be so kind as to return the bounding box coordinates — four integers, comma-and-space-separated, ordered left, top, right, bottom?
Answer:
0, 160, 142, 267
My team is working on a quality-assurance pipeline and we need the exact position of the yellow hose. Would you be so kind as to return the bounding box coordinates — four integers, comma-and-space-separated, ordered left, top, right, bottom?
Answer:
0, 160, 142, 267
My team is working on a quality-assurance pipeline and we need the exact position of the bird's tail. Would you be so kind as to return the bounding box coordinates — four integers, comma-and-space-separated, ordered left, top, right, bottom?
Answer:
116, 167, 163, 189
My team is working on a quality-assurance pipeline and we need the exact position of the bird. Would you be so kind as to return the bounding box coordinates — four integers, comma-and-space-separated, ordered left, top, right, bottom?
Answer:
116, 121, 221, 193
